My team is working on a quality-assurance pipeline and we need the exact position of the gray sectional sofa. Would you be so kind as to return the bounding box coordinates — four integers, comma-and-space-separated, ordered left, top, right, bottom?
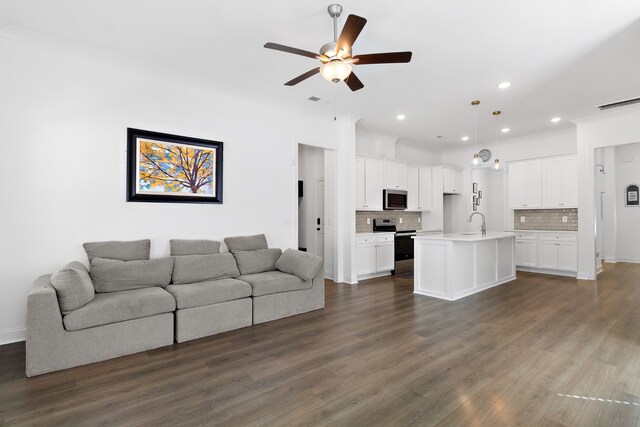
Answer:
26, 235, 324, 377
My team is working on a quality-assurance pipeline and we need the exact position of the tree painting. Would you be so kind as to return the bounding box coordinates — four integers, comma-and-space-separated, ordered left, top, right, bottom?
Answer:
138, 139, 215, 196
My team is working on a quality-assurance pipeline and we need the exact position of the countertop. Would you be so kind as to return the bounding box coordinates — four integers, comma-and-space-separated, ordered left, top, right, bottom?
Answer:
413, 231, 515, 242
508, 229, 578, 233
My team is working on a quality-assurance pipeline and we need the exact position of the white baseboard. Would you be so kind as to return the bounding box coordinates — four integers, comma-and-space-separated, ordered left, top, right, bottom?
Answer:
604, 257, 617, 263
0, 327, 26, 345
616, 257, 640, 264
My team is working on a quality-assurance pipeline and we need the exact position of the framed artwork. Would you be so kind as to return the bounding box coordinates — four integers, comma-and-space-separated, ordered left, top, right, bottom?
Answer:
127, 128, 223, 204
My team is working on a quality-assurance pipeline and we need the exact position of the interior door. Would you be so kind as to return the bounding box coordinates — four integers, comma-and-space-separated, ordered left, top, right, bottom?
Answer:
314, 179, 325, 258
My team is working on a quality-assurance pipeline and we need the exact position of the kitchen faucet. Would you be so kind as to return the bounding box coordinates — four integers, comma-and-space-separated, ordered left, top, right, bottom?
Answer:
468, 212, 486, 236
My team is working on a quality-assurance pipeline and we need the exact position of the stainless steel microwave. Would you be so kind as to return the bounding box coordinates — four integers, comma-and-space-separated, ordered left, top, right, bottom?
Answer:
383, 189, 408, 210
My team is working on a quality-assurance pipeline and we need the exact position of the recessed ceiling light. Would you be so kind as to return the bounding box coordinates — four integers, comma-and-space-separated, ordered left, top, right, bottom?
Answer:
396, 114, 406, 120
498, 82, 511, 89
550, 117, 561, 123
461, 136, 470, 141
501, 128, 510, 133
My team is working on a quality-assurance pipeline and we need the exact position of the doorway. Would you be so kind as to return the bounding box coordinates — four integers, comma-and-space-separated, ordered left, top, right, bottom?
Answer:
594, 142, 640, 273
297, 143, 332, 279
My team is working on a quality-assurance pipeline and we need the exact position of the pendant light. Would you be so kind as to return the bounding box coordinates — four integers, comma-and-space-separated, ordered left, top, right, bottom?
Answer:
470, 100, 481, 167
492, 110, 502, 170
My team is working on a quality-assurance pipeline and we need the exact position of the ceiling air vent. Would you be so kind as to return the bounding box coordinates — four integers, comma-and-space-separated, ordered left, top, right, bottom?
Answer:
597, 97, 640, 111
308, 96, 321, 102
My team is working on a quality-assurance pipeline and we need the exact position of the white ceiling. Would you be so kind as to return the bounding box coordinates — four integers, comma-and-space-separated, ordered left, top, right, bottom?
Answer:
2, 0, 640, 150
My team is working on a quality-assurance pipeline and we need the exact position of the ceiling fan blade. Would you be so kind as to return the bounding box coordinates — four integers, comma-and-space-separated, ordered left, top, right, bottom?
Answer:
285, 67, 321, 86
352, 51, 413, 65
344, 72, 364, 92
336, 15, 367, 54
264, 42, 318, 59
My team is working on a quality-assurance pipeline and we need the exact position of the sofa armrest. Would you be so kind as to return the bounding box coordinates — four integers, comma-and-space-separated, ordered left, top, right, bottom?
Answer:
27, 275, 64, 338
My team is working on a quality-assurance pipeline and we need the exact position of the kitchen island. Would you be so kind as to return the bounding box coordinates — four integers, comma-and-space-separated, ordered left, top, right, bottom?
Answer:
413, 232, 515, 301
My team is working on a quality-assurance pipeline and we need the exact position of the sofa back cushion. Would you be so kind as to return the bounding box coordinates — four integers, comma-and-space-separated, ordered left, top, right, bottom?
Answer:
275, 249, 323, 282
224, 234, 268, 252
89, 257, 174, 293
50, 261, 95, 314
233, 248, 282, 276
172, 253, 240, 285
83, 239, 151, 262
170, 239, 221, 256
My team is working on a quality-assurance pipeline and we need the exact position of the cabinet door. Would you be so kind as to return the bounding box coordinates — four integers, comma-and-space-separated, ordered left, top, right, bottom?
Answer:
418, 167, 433, 211
385, 161, 407, 190
376, 241, 395, 272
538, 241, 558, 270
355, 158, 366, 210
525, 161, 542, 208
356, 243, 377, 276
443, 169, 461, 193
516, 240, 538, 267
365, 159, 384, 211
395, 163, 407, 190
561, 157, 578, 207
406, 166, 419, 210
508, 162, 527, 208
542, 159, 563, 208
557, 241, 577, 272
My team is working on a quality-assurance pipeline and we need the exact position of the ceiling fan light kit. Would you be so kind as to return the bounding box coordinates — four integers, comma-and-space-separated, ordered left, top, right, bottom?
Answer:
263, 4, 412, 91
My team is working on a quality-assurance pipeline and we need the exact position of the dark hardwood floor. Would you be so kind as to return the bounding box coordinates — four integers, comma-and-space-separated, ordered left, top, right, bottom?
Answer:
2, 263, 640, 426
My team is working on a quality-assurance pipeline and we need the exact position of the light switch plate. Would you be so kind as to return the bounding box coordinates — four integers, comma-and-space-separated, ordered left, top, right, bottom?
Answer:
562, 216, 568, 223
399, 218, 403, 224
366, 218, 370, 225
520, 216, 526, 223
418, 217, 421, 223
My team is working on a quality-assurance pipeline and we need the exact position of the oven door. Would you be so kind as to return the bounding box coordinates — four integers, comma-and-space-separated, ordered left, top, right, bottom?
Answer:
394, 232, 415, 273
384, 189, 408, 210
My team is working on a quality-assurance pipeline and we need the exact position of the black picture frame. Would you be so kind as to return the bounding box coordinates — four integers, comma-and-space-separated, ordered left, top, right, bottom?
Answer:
126, 128, 223, 204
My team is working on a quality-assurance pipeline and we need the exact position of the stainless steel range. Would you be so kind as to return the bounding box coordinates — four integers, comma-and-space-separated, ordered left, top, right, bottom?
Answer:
373, 219, 416, 275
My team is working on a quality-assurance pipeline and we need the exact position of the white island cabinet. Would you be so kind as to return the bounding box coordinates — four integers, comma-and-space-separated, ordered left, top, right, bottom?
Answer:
414, 232, 516, 301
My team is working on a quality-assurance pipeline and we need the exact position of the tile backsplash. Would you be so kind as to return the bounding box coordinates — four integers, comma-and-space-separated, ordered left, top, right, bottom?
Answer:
513, 208, 578, 231
356, 211, 422, 233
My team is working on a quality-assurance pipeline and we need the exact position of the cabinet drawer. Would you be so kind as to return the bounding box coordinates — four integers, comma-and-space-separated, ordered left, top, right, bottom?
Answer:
539, 233, 577, 242
376, 235, 394, 243
514, 233, 537, 240
357, 235, 376, 245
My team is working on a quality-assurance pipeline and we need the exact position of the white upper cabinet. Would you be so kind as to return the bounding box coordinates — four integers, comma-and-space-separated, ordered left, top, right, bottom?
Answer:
542, 156, 577, 208
418, 167, 433, 211
406, 166, 433, 211
355, 157, 384, 211
385, 160, 407, 190
442, 168, 462, 194
406, 166, 419, 210
508, 160, 542, 209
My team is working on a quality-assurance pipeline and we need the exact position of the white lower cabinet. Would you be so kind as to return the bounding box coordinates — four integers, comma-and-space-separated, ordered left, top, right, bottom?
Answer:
515, 235, 538, 268
356, 233, 395, 278
515, 232, 577, 275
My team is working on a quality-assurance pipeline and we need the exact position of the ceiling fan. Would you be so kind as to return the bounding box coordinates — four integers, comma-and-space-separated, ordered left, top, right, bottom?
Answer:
264, 4, 412, 92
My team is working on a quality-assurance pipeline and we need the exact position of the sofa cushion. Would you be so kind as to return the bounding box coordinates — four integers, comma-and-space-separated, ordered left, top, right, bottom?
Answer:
224, 234, 268, 252
275, 249, 323, 281
50, 261, 95, 314
238, 271, 312, 297
63, 287, 175, 331
166, 278, 252, 309
83, 239, 151, 262
90, 257, 174, 293
170, 239, 221, 256
172, 253, 240, 285
232, 248, 282, 276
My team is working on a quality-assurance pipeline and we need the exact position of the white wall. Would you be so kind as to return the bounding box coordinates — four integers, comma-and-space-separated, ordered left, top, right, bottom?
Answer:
575, 107, 640, 280
396, 142, 441, 165
355, 127, 397, 158
0, 35, 358, 343
613, 143, 640, 263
